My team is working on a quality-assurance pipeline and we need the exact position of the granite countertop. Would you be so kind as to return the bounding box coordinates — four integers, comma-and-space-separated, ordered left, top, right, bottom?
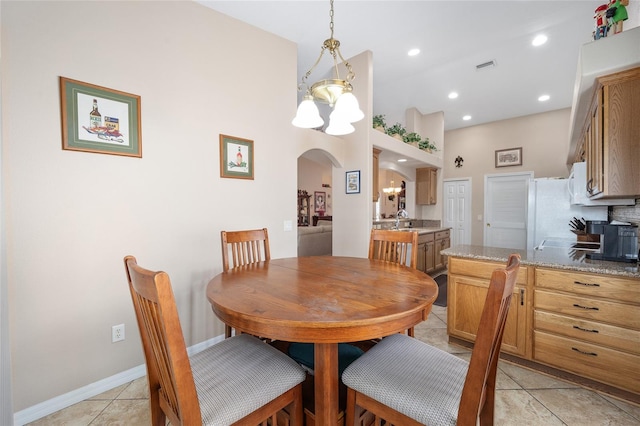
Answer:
442, 244, 640, 278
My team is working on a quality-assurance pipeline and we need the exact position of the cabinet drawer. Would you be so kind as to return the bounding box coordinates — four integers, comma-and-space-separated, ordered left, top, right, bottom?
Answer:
534, 331, 640, 394
535, 289, 640, 329
536, 268, 639, 304
418, 232, 434, 243
534, 310, 640, 355
435, 230, 449, 240
449, 257, 527, 285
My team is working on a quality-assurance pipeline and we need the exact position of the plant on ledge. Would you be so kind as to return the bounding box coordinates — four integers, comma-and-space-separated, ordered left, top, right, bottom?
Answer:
385, 122, 406, 140
372, 114, 386, 132
419, 137, 438, 152
403, 132, 422, 147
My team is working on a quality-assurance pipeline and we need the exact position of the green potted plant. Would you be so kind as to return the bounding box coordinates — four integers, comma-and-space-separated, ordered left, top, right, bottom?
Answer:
372, 114, 386, 132
403, 132, 421, 148
385, 122, 406, 141
419, 137, 438, 153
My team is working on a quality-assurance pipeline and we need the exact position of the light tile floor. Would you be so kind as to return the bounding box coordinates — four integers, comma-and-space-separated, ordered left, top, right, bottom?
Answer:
28, 305, 640, 425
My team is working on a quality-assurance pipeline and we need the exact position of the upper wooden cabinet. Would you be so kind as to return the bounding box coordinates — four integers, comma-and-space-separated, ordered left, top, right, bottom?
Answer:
582, 67, 640, 199
416, 167, 437, 205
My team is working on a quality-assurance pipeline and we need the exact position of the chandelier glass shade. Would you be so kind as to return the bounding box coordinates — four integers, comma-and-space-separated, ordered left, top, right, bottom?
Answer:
292, 0, 363, 135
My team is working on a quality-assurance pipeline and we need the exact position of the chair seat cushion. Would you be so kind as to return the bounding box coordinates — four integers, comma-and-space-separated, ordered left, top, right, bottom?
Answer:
341, 333, 468, 426
288, 342, 364, 376
190, 334, 306, 426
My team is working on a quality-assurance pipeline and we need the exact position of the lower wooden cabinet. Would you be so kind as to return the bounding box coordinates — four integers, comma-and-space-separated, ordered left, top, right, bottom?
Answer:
416, 229, 449, 274
533, 268, 640, 394
447, 257, 529, 357
447, 257, 640, 399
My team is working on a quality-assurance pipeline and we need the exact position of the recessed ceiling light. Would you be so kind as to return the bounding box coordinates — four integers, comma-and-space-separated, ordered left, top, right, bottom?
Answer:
448, 92, 459, 99
398, 158, 408, 162
538, 94, 550, 102
463, 115, 472, 121
408, 48, 420, 57
532, 34, 547, 46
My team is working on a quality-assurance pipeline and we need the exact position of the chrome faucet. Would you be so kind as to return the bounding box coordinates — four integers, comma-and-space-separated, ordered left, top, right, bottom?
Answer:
395, 208, 409, 229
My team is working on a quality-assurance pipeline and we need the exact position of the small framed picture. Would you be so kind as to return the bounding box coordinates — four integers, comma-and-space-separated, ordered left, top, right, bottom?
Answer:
220, 134, 254, 179
495, 147, 522, 168
314, 191, 326, 212
346, 170, 360, 194
60, 77, 142, 157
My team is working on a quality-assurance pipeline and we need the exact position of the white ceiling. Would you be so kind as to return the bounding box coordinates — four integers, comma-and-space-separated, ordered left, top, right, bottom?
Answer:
199, 1, 638, 169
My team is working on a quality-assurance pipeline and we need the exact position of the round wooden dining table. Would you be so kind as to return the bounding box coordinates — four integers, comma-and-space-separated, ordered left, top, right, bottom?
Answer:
206, 256, 438, 426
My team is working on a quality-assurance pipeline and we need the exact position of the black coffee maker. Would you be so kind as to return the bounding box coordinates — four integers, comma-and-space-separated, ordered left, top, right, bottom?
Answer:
585, 221, 639, 263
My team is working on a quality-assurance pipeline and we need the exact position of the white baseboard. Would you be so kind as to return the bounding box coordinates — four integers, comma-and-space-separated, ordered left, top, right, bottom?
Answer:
13, 335, 223, 425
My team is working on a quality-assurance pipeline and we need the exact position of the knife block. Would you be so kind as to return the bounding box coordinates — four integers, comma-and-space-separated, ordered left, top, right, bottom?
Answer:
571, 230, 601, 243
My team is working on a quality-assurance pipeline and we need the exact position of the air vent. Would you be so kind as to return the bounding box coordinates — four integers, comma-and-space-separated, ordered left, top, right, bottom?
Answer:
476, 60, 496, 70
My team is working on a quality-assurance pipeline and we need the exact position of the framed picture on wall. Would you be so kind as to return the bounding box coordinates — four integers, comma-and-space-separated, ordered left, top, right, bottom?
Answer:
220, 134, 254, 179
314, 191, 326, 212
60, 77, 142, 157
346, 170, 360, 194
495, 147, 522, 168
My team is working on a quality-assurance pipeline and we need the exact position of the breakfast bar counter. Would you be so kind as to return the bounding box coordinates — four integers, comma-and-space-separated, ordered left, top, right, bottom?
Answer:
441, 244, 639, 277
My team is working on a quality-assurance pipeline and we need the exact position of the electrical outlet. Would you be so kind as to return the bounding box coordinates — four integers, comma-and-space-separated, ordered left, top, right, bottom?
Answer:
112, 324, 125, 343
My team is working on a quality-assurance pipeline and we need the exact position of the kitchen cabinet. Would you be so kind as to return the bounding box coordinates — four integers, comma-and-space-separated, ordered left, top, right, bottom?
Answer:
447, 257, 529, 357
534, 268, 640, 394
434, 230, 450, 270
416, 167, 437, 205
416, 232, 435, 273
372, 148, 381, 202
415, 229, 449, 274
582, 67, 640, 199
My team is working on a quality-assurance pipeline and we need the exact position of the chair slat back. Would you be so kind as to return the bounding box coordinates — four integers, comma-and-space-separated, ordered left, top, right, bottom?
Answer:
124, 256, 202, 426
368, 229, 418, 269
221, 228, 271, 271
457, 253, 521, 425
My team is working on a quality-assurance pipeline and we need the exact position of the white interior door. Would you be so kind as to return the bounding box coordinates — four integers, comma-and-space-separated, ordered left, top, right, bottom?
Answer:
484, 172, 532, 249
443, 179, 471, 246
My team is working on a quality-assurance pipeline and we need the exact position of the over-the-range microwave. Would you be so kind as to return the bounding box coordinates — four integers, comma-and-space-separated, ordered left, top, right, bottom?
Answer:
568, 162, 634, 206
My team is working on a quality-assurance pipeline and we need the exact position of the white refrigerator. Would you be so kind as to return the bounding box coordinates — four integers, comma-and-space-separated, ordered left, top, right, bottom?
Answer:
527, 178, 608, 250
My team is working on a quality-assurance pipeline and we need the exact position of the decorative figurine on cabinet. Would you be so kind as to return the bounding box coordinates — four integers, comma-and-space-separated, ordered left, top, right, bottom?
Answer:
594, 4, 609, 40
607, 0, 629, 35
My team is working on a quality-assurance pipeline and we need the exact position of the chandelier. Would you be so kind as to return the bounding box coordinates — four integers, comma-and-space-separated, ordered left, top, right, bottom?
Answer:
291, 0, 364, 135
382, 180, 402, 198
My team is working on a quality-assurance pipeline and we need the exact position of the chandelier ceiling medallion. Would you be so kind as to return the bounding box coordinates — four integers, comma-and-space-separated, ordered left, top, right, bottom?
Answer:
291, 0, 364, 136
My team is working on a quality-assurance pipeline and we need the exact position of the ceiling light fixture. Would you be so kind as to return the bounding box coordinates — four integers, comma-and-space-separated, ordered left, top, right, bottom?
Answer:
448, 92, 459, 99
408, 48, 420, 57
532, 34, 548, 46
292, 0, 363, 135
463, 115, 472, 121
398, 158, 407, 163
382, 180, 402, 197
538, 94, 550, 102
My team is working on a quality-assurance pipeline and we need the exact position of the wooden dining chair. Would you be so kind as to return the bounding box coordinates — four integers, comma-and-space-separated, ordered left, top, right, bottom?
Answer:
342, 254, 521, 426
368, 228, 418, 269
221, 228, 270, 337
368, 228, 419, 336
124, 255, 305, 426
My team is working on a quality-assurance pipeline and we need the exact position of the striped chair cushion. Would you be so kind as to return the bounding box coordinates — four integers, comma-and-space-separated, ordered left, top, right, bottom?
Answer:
190, 334, 306, 426
341, 333, 468, 425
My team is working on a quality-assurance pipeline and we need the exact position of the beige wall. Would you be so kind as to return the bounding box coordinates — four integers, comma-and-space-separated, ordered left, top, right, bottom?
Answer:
2, 0, 303, 413
443, 108, 572, 245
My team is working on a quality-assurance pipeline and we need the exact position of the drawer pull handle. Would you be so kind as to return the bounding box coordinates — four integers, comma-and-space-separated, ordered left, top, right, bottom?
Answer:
574, 280, 600, 287
520, 289, 525, 306
573, 325, 599, 333
573, 303, 599, 311
572, 347, 598, 357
